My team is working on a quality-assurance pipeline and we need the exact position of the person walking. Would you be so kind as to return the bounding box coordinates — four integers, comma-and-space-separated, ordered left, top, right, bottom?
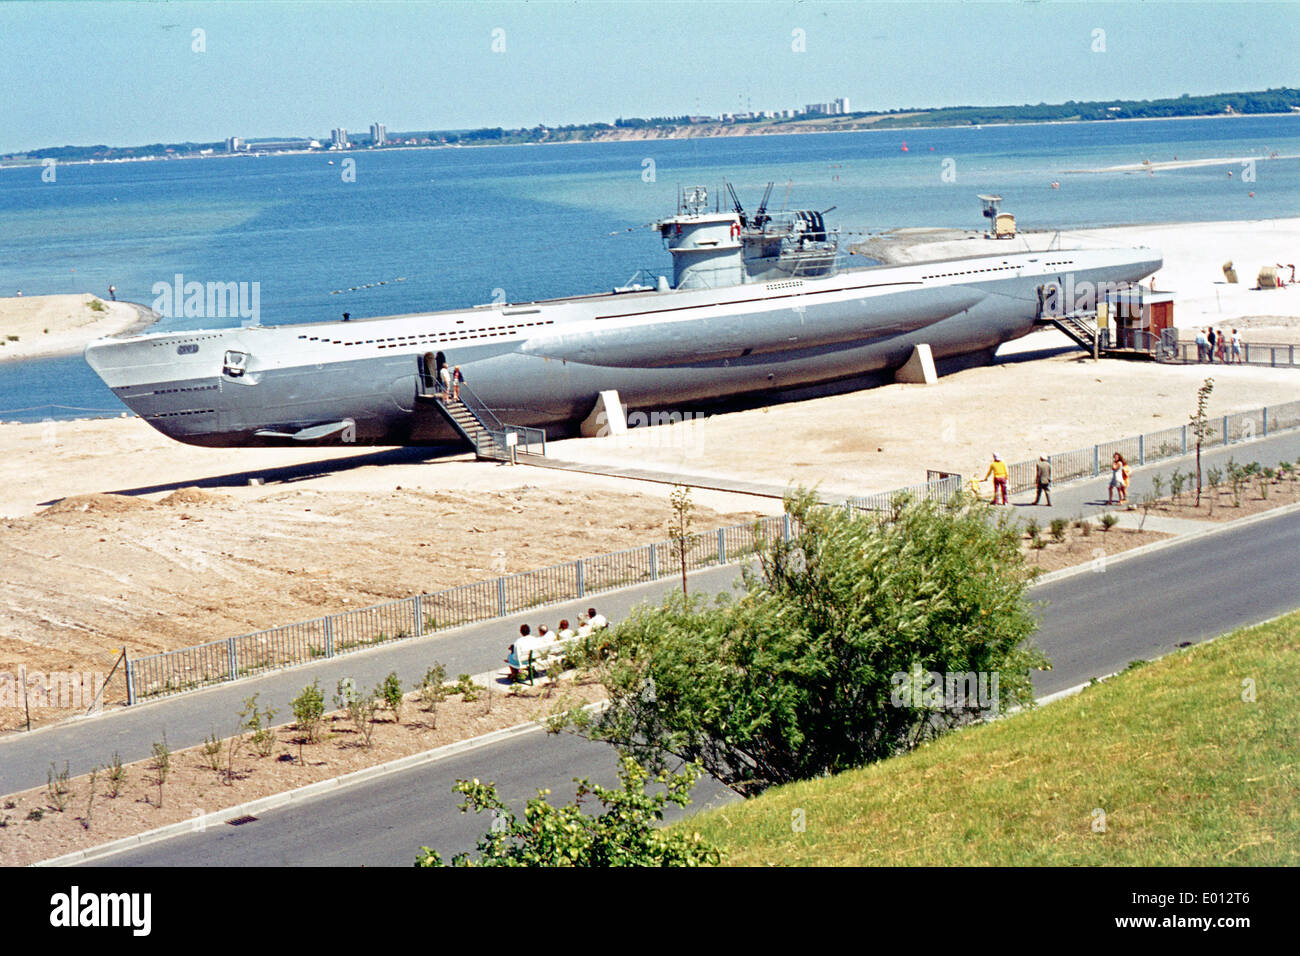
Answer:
983, 453, 1008, 505
107, 284, 116, 301
1108, 452, 1124, 505
1120, 455, 1132, 506
1032, 455, 1052, 506
1207, 328, 1217, 364
1215, 329, 1228, 364
1194, 328, 1208, 363
439, 362, 452, 399
1231, 328, 1243, 364
452, 365, 463, 401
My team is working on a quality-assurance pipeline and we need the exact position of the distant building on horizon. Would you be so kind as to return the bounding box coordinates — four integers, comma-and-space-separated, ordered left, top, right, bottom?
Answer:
370, 122, 387, 146
331, 127, 349, 149
225, 136, 244, 153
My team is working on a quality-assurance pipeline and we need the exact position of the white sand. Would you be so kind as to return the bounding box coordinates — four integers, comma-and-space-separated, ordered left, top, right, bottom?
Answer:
0, 293, 148, 362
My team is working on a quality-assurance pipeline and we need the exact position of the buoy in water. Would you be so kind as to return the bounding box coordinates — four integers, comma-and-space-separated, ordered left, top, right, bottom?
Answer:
901, 140, 909, 152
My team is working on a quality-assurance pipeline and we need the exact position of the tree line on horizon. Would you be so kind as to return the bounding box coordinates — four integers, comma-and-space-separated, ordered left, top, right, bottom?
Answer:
5, 87, 1296, 163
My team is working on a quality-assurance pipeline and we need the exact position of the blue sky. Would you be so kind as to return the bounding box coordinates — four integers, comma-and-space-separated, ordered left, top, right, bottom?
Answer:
1, 1, 1297, 153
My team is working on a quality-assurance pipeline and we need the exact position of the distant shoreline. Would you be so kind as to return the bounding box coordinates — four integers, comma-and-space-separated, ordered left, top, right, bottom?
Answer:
3, 111, 1298, 170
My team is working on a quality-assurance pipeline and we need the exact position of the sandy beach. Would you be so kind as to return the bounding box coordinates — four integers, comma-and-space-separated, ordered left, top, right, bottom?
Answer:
0, 293, 153, 362
2, 214, 1299, 728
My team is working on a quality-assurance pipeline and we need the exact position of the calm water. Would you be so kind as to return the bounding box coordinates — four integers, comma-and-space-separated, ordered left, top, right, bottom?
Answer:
2, 114, 1299, 420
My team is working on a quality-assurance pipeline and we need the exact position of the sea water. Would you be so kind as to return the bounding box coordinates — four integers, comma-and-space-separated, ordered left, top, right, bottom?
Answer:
2, 113, 1298, 420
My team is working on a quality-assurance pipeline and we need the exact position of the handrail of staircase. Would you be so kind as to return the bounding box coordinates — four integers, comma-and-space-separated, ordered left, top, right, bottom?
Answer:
454, 381, 506, 432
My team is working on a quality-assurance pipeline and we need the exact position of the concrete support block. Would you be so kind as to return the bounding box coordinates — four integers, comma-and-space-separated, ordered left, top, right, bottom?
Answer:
580, 389, 628, 438
894, 344, 938, 385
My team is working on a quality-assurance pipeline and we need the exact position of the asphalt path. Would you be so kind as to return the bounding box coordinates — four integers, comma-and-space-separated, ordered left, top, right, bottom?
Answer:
88, 505, 1300, 867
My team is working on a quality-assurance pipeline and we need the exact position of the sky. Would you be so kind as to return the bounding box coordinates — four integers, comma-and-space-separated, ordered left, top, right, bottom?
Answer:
1, 0, 1297, 153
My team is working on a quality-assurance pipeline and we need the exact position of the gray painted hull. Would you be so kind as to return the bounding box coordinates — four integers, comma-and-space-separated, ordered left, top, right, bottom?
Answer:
85, 249, 1161, 447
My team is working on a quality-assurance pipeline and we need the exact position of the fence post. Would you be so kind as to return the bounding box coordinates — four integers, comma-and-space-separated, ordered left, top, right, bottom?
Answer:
717, 528, 726, 564
125, 657, 136, 706
1263, 407, 1268, 437
227, 637, 238, 680
1181, 425, 1187, 455
782, 513, 791, 542
1138, 434, 1145, 465
576, 559, 585, 599
1291, 345, 1295, 367
323, 615, 335, 657
413, 595, 424, 635
496, 577, 507, 617
1093, 445, 1100, 477
1245, 344, 1250, 364
1223, 415, 1229, 446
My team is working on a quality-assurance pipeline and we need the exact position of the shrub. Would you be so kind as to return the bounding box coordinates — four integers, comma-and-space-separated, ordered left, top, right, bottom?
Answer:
1100, 513, 1119, 533
1079, 519, 1092, 537
292, 680, 326, 743
1169, 468, 1186, 503
416, 757, 720, 867
1049, 518, 1067, 543
107, 752, 126, 798
1150, 473, 1165, 500
1024, 518, 1040, 541
150, 734, 171, 807
379, 672, 404, 724
201, 730, 224, 772
88, 298, 107, 312
559, 489, 1045, 794
47, 762, 71, 812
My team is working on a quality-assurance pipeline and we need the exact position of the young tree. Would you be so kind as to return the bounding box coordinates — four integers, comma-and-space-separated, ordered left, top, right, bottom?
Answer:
564, 488, 1047, 794
668, 484, 694, 597
415, 757, 719, 867
1190, 377, 1215, 506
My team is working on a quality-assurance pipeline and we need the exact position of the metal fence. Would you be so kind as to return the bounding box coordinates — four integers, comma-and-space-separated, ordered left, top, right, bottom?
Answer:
1159, 338, 1300, 368
123, 507, 808, 703
123, 397, 1300, 704
1005, 398, 1300, 494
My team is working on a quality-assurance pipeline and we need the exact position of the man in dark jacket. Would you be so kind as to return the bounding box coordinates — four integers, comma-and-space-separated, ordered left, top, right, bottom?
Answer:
1033, 455, 1052, 506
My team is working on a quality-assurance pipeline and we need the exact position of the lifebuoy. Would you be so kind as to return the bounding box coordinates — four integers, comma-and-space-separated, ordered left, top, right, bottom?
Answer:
730, 221, 741, 239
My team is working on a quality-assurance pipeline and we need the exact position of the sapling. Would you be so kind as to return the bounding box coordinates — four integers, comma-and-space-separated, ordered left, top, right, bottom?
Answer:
46, 762, 71, 812
107, 752, 126, 798
150, 733, 171, 808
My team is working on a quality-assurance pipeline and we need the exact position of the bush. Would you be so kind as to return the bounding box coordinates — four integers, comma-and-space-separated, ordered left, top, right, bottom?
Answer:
292, 680, 326, 743
416, 757, 719, 867
560, 489, 1046, 794
88, 298, 107, 312
1049, 518, 1067, 543
1100, 513, 1119, 533
379, 672, 404, 724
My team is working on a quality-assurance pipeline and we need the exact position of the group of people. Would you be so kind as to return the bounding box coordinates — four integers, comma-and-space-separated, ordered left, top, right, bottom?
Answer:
422, 352, 464, 401
1194, 327, 1243, 365
1108, 452, 1132, 506
978, 451, 1132, 508
979, 453, 1054, 507
504, 606, 608, 682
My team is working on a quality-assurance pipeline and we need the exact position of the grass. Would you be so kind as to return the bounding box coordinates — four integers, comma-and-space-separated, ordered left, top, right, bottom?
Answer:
683, 611, 1300, 865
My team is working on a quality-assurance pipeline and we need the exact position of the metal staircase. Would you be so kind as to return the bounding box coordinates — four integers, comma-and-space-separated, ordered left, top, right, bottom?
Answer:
416, 368, 546, 462
1038, 311, 1099, 354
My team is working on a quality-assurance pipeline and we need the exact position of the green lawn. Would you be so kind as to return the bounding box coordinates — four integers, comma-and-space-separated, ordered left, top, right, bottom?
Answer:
684, 612, 1300, 865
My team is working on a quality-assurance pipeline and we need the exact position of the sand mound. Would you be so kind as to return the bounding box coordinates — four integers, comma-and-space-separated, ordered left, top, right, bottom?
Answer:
41, 493, 148, 515
159, 486, 229, 507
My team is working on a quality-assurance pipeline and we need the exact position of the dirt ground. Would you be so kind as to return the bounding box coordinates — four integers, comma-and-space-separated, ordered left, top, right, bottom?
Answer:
0, 481, 760, 730
0, 674, 606, 867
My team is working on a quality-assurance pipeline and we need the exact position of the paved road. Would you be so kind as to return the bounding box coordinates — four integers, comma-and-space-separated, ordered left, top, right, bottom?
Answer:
89, 505, 1300, 867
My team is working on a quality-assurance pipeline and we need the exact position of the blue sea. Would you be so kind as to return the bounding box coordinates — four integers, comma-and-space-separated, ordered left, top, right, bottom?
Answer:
2, 114, 1299, 421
